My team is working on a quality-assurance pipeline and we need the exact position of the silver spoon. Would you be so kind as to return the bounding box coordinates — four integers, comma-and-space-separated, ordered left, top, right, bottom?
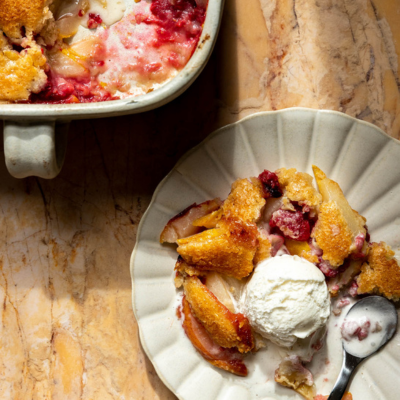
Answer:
328, 296, 398, 400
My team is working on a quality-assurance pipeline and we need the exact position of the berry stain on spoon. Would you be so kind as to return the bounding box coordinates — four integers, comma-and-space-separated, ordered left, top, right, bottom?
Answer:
328, 296, 398, 400
340, 297, 397, 358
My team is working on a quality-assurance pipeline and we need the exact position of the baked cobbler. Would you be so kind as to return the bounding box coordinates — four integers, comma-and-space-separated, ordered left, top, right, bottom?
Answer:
0, 0, 208, 103
160, 165, 400, 399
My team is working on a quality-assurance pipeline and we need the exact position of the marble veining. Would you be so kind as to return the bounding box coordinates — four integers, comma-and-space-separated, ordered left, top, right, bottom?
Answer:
217, 0, 400, 138
0, 131, 176, 399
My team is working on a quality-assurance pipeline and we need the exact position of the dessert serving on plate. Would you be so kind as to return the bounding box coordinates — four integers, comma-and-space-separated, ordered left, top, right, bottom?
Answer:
160, 165, 400, 399
0, 0, 208, 103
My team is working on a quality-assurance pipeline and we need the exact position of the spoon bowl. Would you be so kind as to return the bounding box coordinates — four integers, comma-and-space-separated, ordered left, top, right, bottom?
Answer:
343, 296, 398, 358
328, 296, 398, 400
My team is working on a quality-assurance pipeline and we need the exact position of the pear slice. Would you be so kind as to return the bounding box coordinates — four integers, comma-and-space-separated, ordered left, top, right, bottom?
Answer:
48, 50, 88, 78
312, 166, 366, 238
205, 272, 236, 313
181, 296, 248, 376
183, 276, 254, 353
311, 166, 366, 268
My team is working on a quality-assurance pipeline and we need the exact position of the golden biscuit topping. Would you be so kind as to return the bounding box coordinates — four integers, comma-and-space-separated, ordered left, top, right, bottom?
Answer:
0, 0, 58, 102
0, 45, 47, 101
253, 229, 272, 265
357, 242, 400, 301
181, 296, 248, 376
0, 0, 50, 39
312, 166, 366, 237
276, 168, 322, 211
312, 165, 367, 268
312, 201, 353, 268
175, 177, 267, 279
0, 0, 52, 101
222, 178, 265, 223
183, 275, 254, 353
177, 218, 258, 279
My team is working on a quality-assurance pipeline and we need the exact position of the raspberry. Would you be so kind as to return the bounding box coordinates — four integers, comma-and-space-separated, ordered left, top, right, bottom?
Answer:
357, 319, 371, 340
342, 317, 370, 341
258, 170, 283, 198
270, 209, 310, 241
88, 13, 103, 29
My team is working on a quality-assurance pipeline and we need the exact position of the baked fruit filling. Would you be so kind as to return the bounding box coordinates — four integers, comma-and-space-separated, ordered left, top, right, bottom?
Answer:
0, 0, 208, 103
161, 165, 400, 399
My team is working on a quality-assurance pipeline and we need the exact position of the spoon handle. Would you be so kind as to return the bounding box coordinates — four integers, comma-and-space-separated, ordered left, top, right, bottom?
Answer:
328, 350, 362, 400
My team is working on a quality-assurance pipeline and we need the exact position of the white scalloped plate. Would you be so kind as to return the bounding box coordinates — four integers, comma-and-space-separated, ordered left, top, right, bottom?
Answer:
130, 109, 400, 400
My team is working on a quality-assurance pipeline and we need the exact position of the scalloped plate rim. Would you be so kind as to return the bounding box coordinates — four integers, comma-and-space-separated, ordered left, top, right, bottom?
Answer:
130, 107, 400, 399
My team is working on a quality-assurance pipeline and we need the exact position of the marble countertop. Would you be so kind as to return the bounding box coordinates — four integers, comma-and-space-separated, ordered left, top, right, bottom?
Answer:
1, 0, 400, 399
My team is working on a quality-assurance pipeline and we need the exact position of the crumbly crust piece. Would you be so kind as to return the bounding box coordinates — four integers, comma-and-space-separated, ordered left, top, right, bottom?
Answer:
221, 178, 265, 223
0, 42, 47, 101
0, 0, 50, 39
175, 257, 203, 276
276, 168, 322, 211
274, 356, 316, 400
183, 275, 254, 353
0, 0, 58, 102
177, 218, 258, 279
181, 296, 248, 376
312, 165, 366, 237
312, 201, 353, 268
357, 242, 400, 301
253, 229, 272, 265
176, 178, 267, 278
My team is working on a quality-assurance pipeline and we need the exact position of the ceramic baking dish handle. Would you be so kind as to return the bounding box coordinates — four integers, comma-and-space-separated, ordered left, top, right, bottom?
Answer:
3, 120, 68, 179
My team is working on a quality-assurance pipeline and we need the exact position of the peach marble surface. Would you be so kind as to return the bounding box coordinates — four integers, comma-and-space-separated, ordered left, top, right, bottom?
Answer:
0, 0, 400, 399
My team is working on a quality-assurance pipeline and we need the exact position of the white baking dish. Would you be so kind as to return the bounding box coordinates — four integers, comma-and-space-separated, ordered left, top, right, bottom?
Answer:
0, 0, 224, 179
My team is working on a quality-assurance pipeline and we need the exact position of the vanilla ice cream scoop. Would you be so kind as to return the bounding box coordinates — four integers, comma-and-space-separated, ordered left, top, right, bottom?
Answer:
241, 255, 330, 347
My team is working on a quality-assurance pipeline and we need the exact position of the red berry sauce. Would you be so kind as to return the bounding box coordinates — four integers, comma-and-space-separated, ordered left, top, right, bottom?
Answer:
145, 0, 206, 47
30, 72, 116, 104
28, 0, 208, 104
87, 13, 103, 29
